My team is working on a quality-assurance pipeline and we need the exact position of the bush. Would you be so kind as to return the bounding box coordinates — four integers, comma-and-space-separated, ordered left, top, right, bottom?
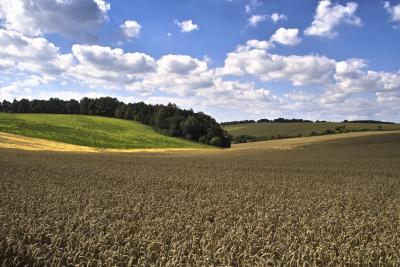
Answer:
198, 136, 207, 144
232, 135, 257, 144
210, 136, 222, 147
325, 129, 335, 134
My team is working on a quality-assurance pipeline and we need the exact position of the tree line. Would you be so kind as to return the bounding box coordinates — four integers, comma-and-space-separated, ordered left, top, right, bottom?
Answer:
0, 98, 231, 148
222, 118, 397, 126
342, 120, 395, 124
221, 118, 314, 125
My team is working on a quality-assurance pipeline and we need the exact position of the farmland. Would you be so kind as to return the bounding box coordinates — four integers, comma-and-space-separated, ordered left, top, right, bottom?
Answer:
224, 122, 400, 142
1, 132, 400, 265
0, 113, 205, 149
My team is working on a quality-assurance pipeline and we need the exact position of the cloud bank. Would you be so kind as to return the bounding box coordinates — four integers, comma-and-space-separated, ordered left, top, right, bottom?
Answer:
0, 0, 399, 122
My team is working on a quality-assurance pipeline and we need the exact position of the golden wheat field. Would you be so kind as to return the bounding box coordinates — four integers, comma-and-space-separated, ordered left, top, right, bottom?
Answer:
1, 133, 400, 266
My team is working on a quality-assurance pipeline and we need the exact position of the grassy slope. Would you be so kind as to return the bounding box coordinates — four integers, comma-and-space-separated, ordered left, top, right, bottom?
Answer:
0, 113, 205, 149
224, 122, 400, 139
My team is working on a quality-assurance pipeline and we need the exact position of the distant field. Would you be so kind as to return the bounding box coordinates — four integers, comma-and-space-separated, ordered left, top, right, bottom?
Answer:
224, 122, 400, 140
231, 130, 400, 150
0, 113, 205, 149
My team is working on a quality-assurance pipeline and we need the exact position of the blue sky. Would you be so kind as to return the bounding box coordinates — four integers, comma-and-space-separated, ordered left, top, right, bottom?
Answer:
0, 0, 399, 122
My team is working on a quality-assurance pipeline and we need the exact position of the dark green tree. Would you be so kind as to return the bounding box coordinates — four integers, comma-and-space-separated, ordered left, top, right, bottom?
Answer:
80, 97, 91, 115
17, 99, 31, 113
182, 116, 202, 140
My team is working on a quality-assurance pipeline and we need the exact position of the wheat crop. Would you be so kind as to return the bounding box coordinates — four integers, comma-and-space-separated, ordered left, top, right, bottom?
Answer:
1, 133, 400, 266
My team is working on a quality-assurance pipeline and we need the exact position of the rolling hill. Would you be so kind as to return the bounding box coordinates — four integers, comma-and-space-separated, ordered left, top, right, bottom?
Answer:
224, 122, 400, 142
0, 113, 206, 149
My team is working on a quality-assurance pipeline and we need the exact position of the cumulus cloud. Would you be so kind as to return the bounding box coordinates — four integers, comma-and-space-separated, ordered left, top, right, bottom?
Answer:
68, 45, 157, 90
158, 55, 207, 75
295, 58, 400, 107
248, 15, 267, 27
0, 29, 73, 76
304, 0, 361, 38
47, 45, 215, 97
110, 53, 278, 102
270, 13, 287, 23
129, 55, 215, 97
222, 48, 336, 86
270, 28, 301, 46
194, 79, 278, 116
175, 20, 199, 33
236, 28, 300, 53
0, 75, 52, 100
223, 38, 400, 101
236, 40, 274, 52
0, 25, 399, 121
384, 1, 400, 23
332, 59, 400, 94
120, 20, 141, 40
0, 0, 110, 40
377, 90, 400, 103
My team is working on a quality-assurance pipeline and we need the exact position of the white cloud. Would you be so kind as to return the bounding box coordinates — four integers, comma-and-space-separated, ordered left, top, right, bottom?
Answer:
245, 0, 262, 13
93, 0, 110, 13
0, 29, 73, 76
158, 55, 208, 75
377, 90, 400, 103
68, 45, 157, 90
0, 75, 51, 100
236, 40, 274, 52
222, 48, 336, 86
65, 47, 215, 97
299, 58, 400, 106
0, 0, 110, 40
236, 29, 300, 53
270, 28, 301, 46
131, 55, 214, 97
71, 45, 156, 74
270, 13, 287, 23
332, 59, 400, 94
0, 59, 14, 71
120, 20, 141, 40
248, 15, 267, 27
304, 0, 361, 38
127, 54, 280, 103
0, 25, 399, 122
384, 1, 400, 23
224, 39, 400, 99
175, 20, 199, 33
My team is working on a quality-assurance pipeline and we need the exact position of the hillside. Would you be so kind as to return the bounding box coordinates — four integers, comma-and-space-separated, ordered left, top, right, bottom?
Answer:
224, 122, 400, 142
1, 97, 231, 148
231, 130, 400, 150
0, 113, 206, 149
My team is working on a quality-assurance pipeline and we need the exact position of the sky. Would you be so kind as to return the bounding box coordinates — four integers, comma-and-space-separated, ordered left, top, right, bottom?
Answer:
0, 0, 399, 122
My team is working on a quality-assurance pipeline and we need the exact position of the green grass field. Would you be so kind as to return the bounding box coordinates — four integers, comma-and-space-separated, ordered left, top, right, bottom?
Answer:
0, 113, 205, 149
224, 122, 400, 140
